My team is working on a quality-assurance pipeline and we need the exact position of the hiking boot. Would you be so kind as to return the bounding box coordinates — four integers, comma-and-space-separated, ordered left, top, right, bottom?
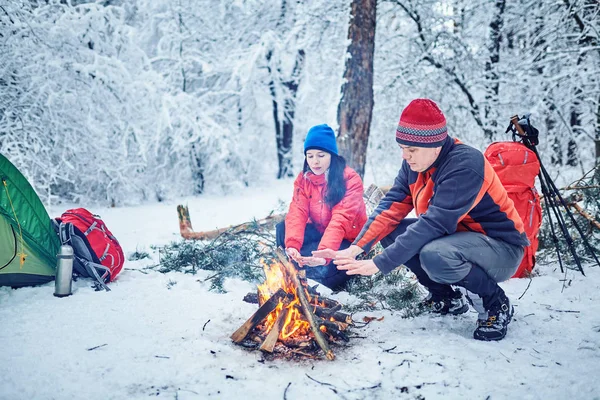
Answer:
422, 289, 469, 315
473, 293, 513, 341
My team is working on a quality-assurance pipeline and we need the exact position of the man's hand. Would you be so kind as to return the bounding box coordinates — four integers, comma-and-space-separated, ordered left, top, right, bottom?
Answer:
334, 259, 379, 276
312, 245, 363, 261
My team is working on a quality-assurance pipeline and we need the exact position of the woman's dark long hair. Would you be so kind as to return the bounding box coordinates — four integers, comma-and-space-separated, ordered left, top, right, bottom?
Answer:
303, 153, 347, 208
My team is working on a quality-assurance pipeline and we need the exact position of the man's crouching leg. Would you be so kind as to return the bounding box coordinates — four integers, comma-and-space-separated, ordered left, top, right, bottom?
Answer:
419, 233, 524, 341
380, 220, 467, 315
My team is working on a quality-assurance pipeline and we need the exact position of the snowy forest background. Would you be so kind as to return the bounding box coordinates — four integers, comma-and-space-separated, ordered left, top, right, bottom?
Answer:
1, 0, 599, 206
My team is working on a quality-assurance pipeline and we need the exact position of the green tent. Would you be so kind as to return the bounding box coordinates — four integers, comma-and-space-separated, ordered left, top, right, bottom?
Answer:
0, 154, 60, 288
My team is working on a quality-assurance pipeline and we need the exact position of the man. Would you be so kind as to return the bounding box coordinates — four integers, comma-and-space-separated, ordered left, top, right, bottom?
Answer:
314, 98, 528, 341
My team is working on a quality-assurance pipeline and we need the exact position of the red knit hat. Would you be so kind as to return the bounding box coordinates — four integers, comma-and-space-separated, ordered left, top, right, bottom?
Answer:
396, 99, 448, 147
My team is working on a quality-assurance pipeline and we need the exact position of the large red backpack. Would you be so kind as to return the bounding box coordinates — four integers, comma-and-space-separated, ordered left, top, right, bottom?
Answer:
484, 142, 542, 278
54, 208, 124, 290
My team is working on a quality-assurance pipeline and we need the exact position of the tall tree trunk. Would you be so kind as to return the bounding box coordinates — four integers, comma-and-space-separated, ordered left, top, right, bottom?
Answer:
562, 0, 599, 168
280, 49, 305, 179
597, 94, 600, 150
267, 48, 305, 179
595, 94, 600, 182
483, 0, 506, 141
266, 0, 305, 179
266, 50, 284, 178
568, 93, 581, 167
190, 143, 205, 194
336, 0, 376, 179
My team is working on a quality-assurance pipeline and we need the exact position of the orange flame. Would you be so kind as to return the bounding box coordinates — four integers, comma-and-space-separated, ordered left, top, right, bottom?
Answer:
258, 259, 310, 339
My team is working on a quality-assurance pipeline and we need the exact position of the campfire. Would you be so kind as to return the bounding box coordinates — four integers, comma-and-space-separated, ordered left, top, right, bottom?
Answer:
230, 248, 354, 360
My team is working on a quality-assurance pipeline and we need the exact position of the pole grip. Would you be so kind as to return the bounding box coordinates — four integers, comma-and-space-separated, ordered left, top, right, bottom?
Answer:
510, 115, 527, 136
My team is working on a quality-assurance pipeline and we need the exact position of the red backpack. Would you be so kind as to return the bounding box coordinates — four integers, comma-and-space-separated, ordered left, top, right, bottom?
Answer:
484, 142, 542, 278
55, 208, 124, 290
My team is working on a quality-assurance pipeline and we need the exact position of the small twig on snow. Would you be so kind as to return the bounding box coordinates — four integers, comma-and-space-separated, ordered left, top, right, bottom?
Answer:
305, 374, 338, 394
543, 305, 580, 313
203, 319, 211, 331
518, 277, 533, 300
124, 267, 150, 275
283, 382, 292, 400
87, 343, 108, 351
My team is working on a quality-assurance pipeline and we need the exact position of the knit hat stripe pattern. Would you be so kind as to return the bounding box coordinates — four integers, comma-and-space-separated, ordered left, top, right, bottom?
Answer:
395, 98, 448, 148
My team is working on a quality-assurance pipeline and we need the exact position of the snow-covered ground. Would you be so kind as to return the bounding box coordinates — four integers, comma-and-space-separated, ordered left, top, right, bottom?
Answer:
1, 180, 600, 400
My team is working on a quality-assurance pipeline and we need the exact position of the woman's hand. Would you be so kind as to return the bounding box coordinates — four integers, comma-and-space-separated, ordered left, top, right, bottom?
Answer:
312, 244, 363, 261
285, 248, 303, 265
301, 257, 327, 267
334, 259, 379, 276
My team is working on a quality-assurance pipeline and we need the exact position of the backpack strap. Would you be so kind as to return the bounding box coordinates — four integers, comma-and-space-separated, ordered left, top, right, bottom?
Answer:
78, 257, 111, 292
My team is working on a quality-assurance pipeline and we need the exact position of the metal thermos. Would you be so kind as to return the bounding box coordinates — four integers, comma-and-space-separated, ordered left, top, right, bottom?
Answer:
54, 245, 74, 297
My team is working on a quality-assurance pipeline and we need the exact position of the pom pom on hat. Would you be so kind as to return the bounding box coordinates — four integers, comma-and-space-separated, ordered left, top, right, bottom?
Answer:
396, 99, 448, 147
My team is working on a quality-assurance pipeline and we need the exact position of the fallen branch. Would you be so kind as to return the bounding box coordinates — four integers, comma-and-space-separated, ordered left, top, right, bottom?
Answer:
178, 184, 390, 241
562, 184, 600, 191
568, 202, 600, 230
177, 205, 284, 240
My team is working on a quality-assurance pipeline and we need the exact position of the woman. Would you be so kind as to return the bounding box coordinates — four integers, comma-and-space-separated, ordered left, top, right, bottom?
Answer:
276, 124, 367, 291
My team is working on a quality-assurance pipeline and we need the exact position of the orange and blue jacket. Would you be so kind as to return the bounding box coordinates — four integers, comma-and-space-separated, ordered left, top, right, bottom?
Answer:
354, 136, 529, 274
285, 167, 367, 252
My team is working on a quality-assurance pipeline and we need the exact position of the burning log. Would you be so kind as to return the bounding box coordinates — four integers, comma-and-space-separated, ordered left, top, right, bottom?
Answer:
311, 305, 353, 325
306, 294, 341, 310
280, 336, 318, 349
259, 306, 290, 353
275, 248, 335, 361
293, 304, 353, 326
244, 292, 353, 324
177, 205, 284, 240
231, 288, 287, 343
317, 318, 350, 342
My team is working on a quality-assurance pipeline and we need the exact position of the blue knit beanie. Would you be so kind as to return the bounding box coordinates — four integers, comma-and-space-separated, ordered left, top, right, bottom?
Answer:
304, 124, 338, 155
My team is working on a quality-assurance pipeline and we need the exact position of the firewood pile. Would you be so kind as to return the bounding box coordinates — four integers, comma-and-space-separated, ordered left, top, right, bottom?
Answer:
230, 248, 354, 360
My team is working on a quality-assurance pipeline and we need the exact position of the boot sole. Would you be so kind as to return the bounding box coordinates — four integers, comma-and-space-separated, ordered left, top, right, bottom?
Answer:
473, 330, 506, 341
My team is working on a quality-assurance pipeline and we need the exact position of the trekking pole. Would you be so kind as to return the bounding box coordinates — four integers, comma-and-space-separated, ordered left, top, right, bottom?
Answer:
536, 163, 567, 273
540, 167, 585, 274
516, 116, 600, 269
508, 116, 600, 274
508, 116, 569, 272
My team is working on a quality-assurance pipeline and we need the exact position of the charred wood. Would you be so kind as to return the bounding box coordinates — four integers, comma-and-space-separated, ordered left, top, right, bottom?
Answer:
318, 318, 350, 342
260, 305, 290, 353
311, 305, 353, 325
231, 288, 286, 343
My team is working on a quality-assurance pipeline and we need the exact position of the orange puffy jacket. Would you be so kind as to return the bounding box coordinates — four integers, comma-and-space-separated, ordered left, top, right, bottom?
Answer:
285, 167, 367, 252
